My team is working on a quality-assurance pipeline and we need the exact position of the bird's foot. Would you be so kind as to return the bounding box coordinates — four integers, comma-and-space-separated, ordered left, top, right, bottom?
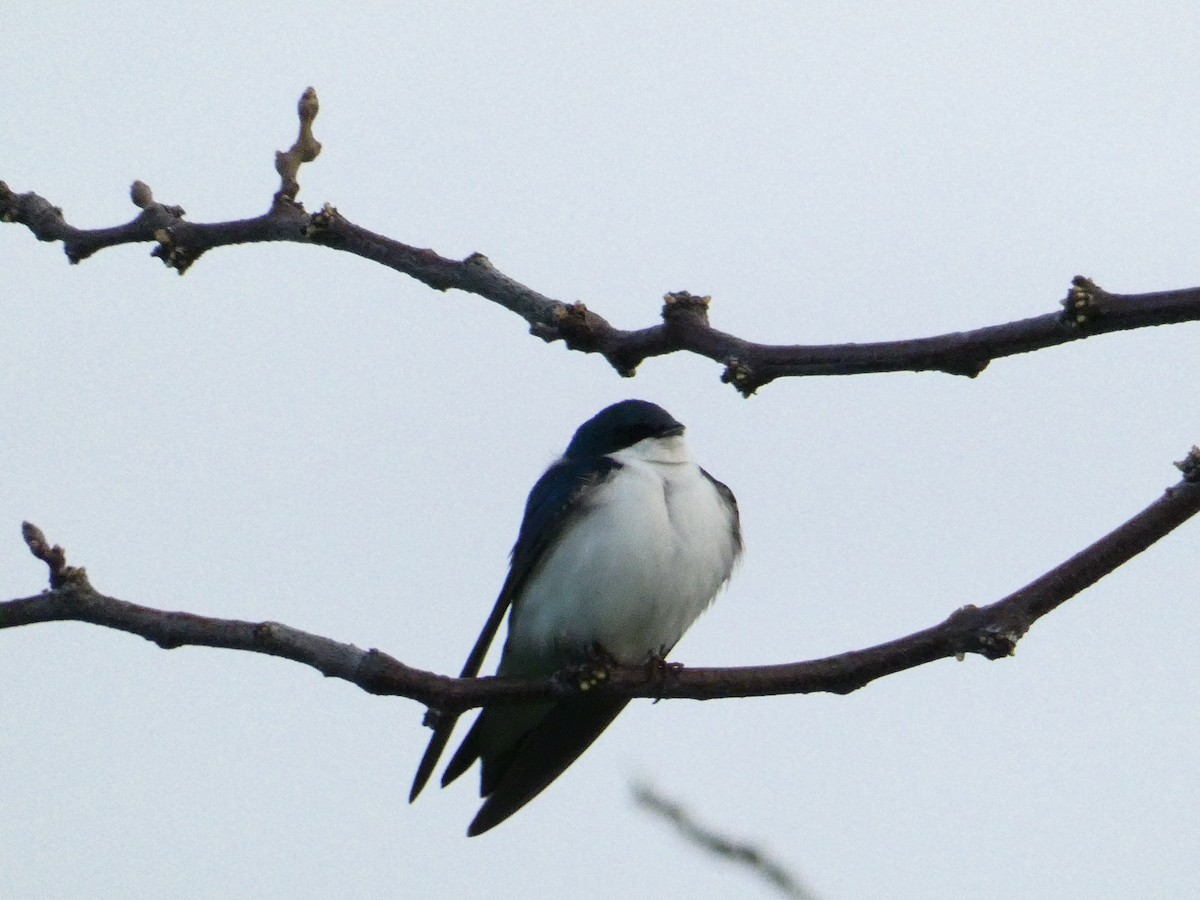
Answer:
553, 662, 608, 693
578, 642, 620, 691
644, 646, 683, 702
553, 643, 618, 694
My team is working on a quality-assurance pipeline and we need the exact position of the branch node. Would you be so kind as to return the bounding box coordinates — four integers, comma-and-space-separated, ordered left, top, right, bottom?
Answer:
306, 202, 341, 238
551, 301, 609, 353
661, 290, 712, 327
150, 227, 201, 274
1061, 275, 1106, 328
721, 357, 760, 397
21, 521, 89, 590
128, 181, 185, 220
1174, 445, 1200, 482
152, 632, 186, 650
975, 623, 1020, 659
936, 353, 989, 378
535, 295, 641, 375
948, 603, 1020, 659
0, 181, 67, 236
0, 180, 16, 222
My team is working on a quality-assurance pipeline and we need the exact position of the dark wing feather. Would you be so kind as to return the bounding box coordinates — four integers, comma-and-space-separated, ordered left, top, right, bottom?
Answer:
466, 696, 629, 837
408, 586, 512, 801
408, 456, 620, 802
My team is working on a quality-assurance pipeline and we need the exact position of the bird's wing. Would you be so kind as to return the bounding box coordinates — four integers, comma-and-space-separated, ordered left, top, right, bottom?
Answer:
408, 456, 620, 802
700, 467, 743, 555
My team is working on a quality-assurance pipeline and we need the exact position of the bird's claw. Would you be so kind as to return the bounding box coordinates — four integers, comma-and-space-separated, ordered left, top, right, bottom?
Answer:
645, 647, 683, 702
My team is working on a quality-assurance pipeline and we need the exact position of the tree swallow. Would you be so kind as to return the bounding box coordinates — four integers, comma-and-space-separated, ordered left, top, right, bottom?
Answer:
409, 399, 741, 836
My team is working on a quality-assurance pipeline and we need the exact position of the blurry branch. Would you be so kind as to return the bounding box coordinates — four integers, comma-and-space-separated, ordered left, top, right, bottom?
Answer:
633, 782, 820, 900
5, 91, 1200, 396
6, 448, 1200, 712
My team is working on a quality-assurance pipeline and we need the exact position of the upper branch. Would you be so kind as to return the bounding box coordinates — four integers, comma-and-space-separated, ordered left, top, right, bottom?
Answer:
7, 448, 1200, 711
4, 88, 1200, 395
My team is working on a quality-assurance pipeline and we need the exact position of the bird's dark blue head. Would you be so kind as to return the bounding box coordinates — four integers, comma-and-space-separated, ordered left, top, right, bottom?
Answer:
564, 400, 685, 460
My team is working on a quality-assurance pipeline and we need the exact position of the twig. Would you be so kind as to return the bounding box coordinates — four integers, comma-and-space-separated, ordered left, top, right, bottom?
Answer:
4, 91, 1200, 394
633, 783, 820, 900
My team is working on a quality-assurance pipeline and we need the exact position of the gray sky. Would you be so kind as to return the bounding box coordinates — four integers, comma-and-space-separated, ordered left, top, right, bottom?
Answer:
4, 4, 1200, 898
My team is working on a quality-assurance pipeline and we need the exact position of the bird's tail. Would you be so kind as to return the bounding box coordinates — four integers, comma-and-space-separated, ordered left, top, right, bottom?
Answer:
467, 697, 629, 836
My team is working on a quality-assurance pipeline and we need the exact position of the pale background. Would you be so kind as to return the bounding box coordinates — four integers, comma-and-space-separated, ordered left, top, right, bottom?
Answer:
3, 4, 1199, 899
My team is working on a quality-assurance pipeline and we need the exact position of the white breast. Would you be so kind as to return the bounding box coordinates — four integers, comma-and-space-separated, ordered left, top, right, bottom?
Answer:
504, 435, 739, 671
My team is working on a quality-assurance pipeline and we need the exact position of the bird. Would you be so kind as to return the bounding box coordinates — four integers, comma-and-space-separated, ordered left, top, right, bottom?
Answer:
409, 399, 741, 836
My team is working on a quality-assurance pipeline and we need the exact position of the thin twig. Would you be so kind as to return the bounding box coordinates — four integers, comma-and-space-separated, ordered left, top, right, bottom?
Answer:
633, 783, 820, 900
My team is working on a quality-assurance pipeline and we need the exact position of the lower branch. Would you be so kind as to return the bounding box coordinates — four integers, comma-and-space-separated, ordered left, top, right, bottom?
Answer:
634, 782, 820, 900
5, 448, 1200, 709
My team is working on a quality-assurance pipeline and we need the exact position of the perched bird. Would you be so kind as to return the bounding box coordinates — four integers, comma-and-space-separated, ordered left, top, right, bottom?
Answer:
409, 399, 741, 836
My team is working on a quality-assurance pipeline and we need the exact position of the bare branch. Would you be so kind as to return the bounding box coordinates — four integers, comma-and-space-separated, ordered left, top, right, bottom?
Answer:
5, 449, 1199, 713
634, 783, 820, 900
4, 90, 1200, 394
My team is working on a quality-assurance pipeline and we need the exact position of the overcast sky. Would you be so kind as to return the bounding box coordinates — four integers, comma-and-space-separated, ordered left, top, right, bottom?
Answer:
4, 4, 1200, 899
